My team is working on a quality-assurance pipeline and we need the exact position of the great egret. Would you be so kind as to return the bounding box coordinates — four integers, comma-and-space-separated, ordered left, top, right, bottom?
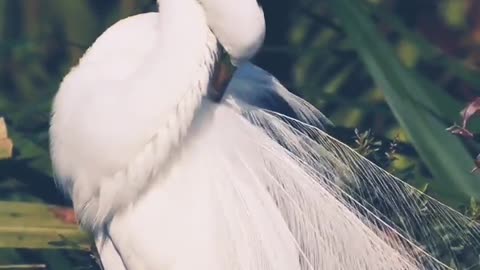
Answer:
49, 0, 480, 269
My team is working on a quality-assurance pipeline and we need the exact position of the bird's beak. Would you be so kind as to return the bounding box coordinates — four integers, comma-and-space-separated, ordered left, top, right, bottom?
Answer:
209, 49, 236, 102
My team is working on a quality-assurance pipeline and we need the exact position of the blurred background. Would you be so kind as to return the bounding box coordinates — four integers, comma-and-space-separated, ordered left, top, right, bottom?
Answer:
2, 0, 480, 268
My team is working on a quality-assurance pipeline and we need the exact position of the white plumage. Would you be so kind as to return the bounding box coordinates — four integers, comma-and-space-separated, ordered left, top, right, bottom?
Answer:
50, 0, 480, 269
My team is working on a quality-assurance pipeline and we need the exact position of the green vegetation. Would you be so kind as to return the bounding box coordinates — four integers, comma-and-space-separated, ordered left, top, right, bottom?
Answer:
1, 0, 480, 268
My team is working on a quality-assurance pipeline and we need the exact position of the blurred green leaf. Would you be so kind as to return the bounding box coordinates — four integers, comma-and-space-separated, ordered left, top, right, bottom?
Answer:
364, 2, 480, 92
0, 202, 89, 250
328, 0, 480, 204
396, 39, 418, 68
440, 0, 468, 29
8, 129, 51, 177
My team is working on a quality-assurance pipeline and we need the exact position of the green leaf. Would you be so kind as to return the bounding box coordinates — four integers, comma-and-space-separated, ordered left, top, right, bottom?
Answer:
0, 202, 90, 250
8, 128, 52, 177
364, 2, 480, 93
327, 0, 480, 204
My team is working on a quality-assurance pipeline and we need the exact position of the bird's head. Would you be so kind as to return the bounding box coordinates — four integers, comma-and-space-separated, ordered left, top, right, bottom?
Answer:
194, 0, 266, 100
197, 0, 266, 66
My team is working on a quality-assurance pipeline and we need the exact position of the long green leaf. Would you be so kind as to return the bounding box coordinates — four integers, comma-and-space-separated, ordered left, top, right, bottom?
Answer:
328, 0, 480, 204
0, 202, 89, 250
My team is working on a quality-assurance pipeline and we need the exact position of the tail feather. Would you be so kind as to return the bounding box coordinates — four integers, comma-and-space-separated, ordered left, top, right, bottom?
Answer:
204, 104, 425, 269
222, 64, 480, 269
103, 63, 479, 270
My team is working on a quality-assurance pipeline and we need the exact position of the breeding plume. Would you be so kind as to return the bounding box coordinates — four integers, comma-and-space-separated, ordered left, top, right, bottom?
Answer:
50, 0, 480, 269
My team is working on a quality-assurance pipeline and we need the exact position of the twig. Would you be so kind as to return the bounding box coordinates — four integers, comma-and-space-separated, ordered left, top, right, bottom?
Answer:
0, 264, 46, 269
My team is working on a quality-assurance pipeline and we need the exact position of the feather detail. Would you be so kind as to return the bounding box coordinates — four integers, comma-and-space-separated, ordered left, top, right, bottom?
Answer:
50, 9, 220, 230
78, 37, 219, 230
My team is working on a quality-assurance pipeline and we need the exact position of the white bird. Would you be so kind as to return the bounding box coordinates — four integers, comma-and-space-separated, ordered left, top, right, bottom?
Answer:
49, 0, 480, 269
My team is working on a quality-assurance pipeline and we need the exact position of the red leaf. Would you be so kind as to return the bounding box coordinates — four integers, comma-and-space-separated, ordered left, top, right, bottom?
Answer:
462, 97, 480, 128
50, 207, 78, 225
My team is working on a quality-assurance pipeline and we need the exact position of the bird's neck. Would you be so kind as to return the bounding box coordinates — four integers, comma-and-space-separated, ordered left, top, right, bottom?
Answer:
60, 1, 221, 230
130, 0, 220, 111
